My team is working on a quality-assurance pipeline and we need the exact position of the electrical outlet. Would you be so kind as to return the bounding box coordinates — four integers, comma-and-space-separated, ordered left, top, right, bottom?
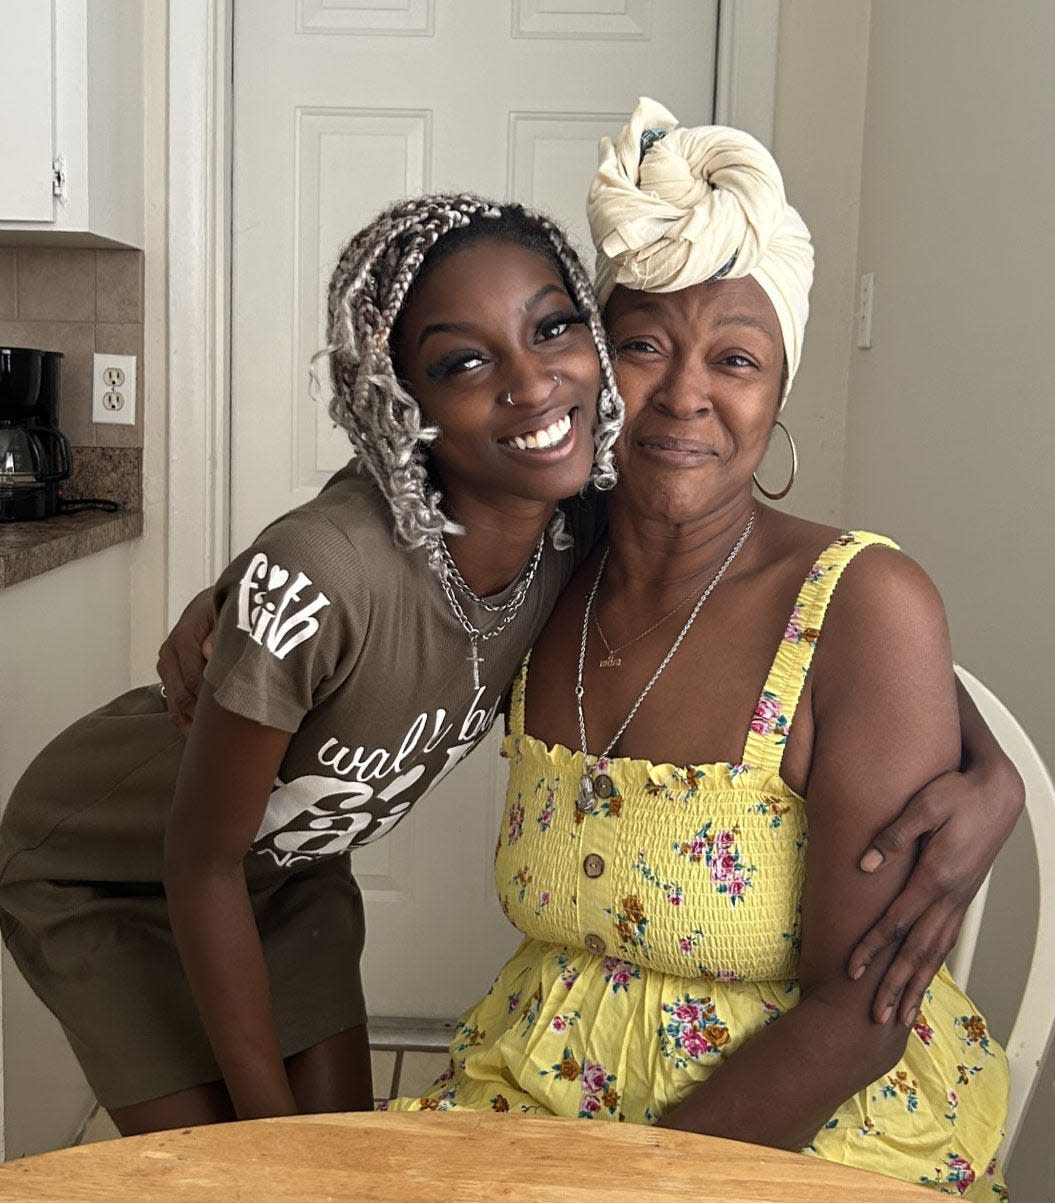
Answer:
92, 353, 137, 425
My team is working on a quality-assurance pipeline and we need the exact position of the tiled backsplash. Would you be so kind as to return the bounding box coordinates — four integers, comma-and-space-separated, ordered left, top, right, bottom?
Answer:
0, 246, 144, 450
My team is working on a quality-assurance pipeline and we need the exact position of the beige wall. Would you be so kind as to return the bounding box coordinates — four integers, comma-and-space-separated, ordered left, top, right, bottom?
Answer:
770, 0, 870, 524
129, 0, 170, 683
770, 0, 1052, 1195
842, 1, 1055, 1197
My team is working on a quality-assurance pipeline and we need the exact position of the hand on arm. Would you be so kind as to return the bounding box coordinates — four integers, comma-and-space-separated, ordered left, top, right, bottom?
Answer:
658, 549, 961, 1150
849, 676, 1024, 1022
156, 588, 218, 732
164, 684, 297, 1119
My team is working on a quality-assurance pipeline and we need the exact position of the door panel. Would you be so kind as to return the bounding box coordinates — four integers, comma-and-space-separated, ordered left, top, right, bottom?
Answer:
231, 0, 717, 1017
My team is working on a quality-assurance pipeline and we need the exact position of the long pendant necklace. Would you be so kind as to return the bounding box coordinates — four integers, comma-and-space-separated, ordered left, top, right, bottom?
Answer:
574, 510, 755, 812
435, 532, 546, 690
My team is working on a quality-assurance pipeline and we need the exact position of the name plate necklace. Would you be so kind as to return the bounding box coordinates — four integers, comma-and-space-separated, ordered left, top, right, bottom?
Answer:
436, 532, 545, 690
593, 574, 720, 668
574, 510, 755, 813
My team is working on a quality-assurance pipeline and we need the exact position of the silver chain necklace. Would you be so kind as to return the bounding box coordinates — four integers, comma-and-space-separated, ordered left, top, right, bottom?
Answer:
434, 532, 546, 690
574, 510, 755, 812
437, 534, 541, 614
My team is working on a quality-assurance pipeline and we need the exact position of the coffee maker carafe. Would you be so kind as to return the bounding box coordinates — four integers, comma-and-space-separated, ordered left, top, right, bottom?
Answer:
0, 347, 72, 521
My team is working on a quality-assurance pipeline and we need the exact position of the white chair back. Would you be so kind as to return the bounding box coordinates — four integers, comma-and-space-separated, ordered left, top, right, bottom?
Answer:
948, 666, 1055, 1163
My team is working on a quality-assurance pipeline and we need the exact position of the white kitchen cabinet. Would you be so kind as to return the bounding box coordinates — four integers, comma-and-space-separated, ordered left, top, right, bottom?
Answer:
0, 0, 143, 248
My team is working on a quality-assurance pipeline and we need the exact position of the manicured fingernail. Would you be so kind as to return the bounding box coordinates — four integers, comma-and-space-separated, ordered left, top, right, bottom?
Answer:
852, 964, 866, 981
879, 1005, 894, 1024
903, 1007, 918, 1028
860, 849, 884, 873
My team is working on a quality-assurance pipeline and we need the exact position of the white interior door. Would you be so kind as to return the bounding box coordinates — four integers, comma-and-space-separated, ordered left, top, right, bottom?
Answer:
231, 0, 718, 1018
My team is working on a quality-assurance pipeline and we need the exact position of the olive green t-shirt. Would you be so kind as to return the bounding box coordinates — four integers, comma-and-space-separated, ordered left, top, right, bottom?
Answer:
204, 465, 593, 870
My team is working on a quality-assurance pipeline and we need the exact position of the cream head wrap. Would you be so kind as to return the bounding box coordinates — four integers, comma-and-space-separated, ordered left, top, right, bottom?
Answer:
587, 98, 814, 402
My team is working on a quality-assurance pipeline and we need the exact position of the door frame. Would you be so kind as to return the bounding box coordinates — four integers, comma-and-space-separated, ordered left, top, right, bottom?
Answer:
165, 0, 780, 606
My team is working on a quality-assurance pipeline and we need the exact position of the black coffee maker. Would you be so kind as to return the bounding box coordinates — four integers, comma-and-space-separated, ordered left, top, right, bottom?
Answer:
0, 347, 72, 521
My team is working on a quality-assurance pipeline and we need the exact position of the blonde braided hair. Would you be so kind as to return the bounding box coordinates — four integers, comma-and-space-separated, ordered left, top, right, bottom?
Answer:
320, 193, 622, 568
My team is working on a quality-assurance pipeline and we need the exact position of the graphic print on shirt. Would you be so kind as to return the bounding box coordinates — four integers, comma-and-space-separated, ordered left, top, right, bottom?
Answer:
252, 686, 503, 867
236, 550, 332, 661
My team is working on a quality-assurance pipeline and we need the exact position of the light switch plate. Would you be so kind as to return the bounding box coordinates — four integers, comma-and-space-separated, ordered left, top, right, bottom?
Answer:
92, 353, 137, 425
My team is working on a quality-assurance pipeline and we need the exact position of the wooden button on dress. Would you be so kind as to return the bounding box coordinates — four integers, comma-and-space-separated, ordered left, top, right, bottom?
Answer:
583, 933, 606, 956
583, 853, 605, 878
592, 774, 614, 799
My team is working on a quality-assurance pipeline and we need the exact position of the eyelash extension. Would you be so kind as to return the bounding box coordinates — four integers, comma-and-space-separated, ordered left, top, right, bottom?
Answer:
425, 350, 483, 384
424, 309, 588, 382
541, 309, 587, 336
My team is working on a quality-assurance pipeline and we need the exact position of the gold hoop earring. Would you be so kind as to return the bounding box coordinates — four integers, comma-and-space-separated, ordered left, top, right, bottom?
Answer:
752, 419, 797, 500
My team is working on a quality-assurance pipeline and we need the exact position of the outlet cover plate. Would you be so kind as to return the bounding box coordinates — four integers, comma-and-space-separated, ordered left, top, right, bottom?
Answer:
92, 353, 137, 425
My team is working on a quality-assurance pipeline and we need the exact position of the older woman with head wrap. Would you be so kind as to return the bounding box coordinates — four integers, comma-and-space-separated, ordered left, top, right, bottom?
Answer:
389, 101, 1009, 1197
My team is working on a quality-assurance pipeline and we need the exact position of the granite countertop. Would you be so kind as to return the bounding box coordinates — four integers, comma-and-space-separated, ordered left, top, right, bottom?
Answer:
0, 508, 143, 590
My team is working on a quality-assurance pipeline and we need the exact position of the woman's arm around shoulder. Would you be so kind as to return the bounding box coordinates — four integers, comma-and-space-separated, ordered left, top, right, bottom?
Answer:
659, 545, 961, 1150
849, 672, 1023, 1022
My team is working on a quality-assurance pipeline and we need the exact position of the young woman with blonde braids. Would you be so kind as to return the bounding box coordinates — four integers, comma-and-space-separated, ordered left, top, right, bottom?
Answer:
0, 194, 622, 1135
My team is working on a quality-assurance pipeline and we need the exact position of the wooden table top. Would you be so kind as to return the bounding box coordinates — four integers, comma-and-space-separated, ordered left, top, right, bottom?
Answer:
0, 1111, 934, 1201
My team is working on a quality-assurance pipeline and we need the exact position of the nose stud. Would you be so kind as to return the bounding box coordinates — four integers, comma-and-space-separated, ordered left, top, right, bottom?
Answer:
505, 375, 561, 406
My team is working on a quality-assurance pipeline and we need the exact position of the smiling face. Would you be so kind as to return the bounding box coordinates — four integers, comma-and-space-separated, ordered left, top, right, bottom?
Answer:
604, 275, 785, 525
392, 238, 601, 519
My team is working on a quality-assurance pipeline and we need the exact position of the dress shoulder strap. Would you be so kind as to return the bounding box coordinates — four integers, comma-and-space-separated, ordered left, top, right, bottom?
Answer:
740, 530, 899, 775
507, 653, 531, 738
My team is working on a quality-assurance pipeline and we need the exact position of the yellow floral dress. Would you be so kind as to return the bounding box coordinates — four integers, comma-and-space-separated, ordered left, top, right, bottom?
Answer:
389, 532, 1009, 1199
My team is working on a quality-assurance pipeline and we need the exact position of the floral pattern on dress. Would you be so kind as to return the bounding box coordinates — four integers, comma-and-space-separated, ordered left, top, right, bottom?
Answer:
920, 1152, 977, 1197
521, 985, 543, 1030
914, 1013, 936, 1046
753, 795, 791, 830
751, 690, 790, 744
510, 866, 533, 903
555, 950, 580, 992
644, 765, 706, 803
535, 778, 558, 833
632, 851, 685, 908
549, 1010, 582, 1034
598, 793, 623, 818
579, 1059, 620, 1119
677, 928, 706, 961
539, 1051, 621, 1119
657, 994, 730, 1068
507, 795, 525, 844
782, 604, 823, 647
601, 956, 641, 994
876, 1069, 920, 1113
956, 1014, 995, 1057
606, 893, 651, 954
671, 823, 756, 907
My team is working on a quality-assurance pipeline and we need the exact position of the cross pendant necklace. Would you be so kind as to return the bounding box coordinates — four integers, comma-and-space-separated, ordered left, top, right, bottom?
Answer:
467, 639, 483, 690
